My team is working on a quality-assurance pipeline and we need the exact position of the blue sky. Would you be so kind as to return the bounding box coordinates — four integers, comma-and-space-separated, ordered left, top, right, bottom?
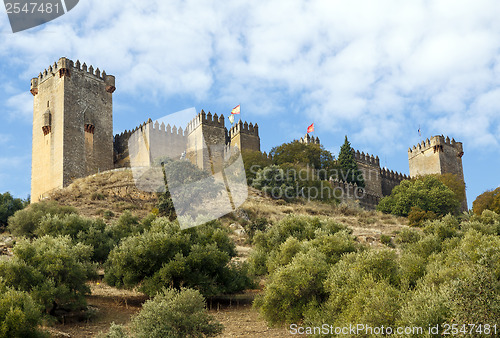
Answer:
1, 0, 500, 208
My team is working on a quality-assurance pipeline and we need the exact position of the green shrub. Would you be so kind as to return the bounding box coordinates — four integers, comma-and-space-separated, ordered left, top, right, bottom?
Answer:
0, 192, 27, 228
130, 288, 223, 338
394, 228, 422, 244
243, 217, 268, 240
450, 265, 500, 324
377, 175, 460, 217
408, 206, 437, 227
96, 322, 128, 338
8, 201, 77, 238
398, 285, 452, 336
472, 187, 500, 215
398, 252, 427, 290
0, 283, 46, 338
423, 214, 461, 240
102, 210, 115, 220
305, 249, 401, 331
248, 215, 348, 275
104, 219, 253, 297
33, 214, 114, 263
0, 236, 96, 313
380, 234, 394, 247
254, 249, 330, 324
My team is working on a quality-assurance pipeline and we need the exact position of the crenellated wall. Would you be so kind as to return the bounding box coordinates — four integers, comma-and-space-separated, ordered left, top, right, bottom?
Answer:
114, 110, 261, 174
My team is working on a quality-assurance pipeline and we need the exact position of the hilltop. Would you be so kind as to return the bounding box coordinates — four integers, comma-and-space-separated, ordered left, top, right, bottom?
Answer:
46, 169, 408, 245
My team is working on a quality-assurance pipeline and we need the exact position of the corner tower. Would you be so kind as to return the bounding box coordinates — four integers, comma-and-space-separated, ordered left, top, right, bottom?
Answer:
408, 135, 467, 208
229, 120, 260, 152
30, 57, 116, 202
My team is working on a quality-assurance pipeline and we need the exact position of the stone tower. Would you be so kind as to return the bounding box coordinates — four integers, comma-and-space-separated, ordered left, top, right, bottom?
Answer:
186, 110, 227, 173
30, 57, 116, 202
229, 119, 260, 152
408, 135, 467, 208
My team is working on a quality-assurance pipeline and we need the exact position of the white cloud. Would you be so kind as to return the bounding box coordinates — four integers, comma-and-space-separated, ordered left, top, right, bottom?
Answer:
0, 134, 10, 144
5, 92, 32, 122
0, 0, 499, 153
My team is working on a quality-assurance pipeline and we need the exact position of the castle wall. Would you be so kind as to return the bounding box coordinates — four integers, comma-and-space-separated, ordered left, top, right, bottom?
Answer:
353, 150, 383, 197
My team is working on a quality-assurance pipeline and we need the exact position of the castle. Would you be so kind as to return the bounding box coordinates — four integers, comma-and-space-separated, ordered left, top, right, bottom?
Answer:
30, 57, 260, 202
30, 57, 466, 209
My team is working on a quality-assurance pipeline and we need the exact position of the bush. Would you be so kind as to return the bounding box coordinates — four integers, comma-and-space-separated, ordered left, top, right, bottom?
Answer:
0, 284, 46, 338
130, 288, 223, 338
104, 219, 253, 297
0, 192, 27, 228
248, 215, 349, 275
377, 175, 460, 217
96, 322, 127, 338
0, 236, 96, 313
254, 249, 330, 324
305, 249, 400, 330
473, 187, 500, 215
251, 165, 296, 200
242, 149, 272, 185
398, 285, 452, 335
408, 206, 437, 227
8, 201, 77, 238
380, 234, 394, 247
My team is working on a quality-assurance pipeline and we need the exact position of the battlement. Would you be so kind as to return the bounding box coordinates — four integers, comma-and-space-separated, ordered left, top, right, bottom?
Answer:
352, 149, 380, 167
114, 118, 187, 144
408, 135, 463, 159
186, 109, 225, 134
229, 120, 259, 138
299, 134, 319, 145
31, 57, 116, 96
380, 167, 409, 181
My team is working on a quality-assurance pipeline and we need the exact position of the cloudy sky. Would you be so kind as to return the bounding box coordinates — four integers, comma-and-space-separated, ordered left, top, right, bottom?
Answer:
1, 0, 499, 207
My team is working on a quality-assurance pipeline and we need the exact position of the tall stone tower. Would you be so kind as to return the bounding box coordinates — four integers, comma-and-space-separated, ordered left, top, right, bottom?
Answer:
408, 135, 467, 208
30, 57, 116, 202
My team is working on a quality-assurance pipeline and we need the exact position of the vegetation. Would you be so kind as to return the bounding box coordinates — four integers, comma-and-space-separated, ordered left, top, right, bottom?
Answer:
0, 236, 96, 313
131, 288, 223, 338
337, 136, 365, 187
104, 218, 254, 297
242, 149, 272, 185
252, 211, 500, 334
99, 288, 223, 338
0, 284, 46, 338
7, 202, 151, 263
8, 201, 76, 238
0, 192, 27, 228
377, 175, 460, 219
473, 187, 500, 215
269, 141, 337, 179
249, 142, 340, 202
250, 215, 359, 323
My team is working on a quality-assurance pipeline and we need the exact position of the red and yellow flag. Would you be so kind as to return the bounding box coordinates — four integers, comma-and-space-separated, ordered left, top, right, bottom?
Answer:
307, 123, 314, 133
231, 105, 241, 114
